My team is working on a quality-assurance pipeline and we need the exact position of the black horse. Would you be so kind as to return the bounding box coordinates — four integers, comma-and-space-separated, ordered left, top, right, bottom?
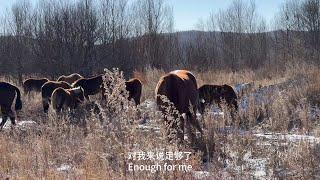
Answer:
72, 75, 104, 100
0, 82, 22, 129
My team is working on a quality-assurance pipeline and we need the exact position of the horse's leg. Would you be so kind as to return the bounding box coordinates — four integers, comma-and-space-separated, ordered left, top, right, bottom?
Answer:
186, 112, 208, 161
42, 98, 49, 113
190, 116, 203, 135
56, 106, 62, 114
0, 115, 8, 130
0, 106, 9, 129
177, 116, 185, 143
185, 114, 196, 146
134, 97, 140, 106
101, 88, 106, 100
85, 94, 90, 101
4, 106, 15, 126
8, 109, 16, 126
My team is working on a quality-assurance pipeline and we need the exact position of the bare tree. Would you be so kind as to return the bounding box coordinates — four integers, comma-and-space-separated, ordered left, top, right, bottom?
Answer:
10, 0, 33, 82
131, 0, 174, 68
216, 0, 267, 69
276, 0, 320, 62
301, 0, 320, 59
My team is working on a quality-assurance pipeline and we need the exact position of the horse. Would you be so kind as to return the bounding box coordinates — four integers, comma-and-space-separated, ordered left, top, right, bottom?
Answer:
23, 78, 49, 94
155, 70, 203, 144
57, 73, 83, 84
51, 87, 85, 112
0, 82, 22, 129
41, 81, 72, 112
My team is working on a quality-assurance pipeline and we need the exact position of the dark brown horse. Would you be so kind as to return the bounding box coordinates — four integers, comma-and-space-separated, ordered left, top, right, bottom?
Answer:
41, 81, 72, 112
125, 78, 142, 105
57, 73, 83, 84
155, 70, 203, 143
51, 87, 85, 112
0, 82, 22, 129
72, 75, 104, 100
198, 84, 238, 114
23, 78, 49, 94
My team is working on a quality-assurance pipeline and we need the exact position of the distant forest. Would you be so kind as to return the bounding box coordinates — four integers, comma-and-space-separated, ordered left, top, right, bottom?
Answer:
0, 0, 319, 81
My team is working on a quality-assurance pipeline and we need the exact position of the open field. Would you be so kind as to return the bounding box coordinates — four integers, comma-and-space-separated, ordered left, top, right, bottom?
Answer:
1, 0, 320, 179
0, 62, 319, 179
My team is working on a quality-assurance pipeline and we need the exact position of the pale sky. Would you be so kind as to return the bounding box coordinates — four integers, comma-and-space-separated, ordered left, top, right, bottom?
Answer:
0, 0, 286, 31
168, 0, 285, 31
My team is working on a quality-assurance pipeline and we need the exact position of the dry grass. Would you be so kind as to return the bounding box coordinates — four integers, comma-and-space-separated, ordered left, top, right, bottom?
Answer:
0, 62, 320, 179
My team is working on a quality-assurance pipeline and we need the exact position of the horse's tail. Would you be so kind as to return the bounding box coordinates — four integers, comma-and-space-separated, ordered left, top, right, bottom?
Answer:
13, 86, 22, 110
52, 90, 64, 112
52, 96, 62, 111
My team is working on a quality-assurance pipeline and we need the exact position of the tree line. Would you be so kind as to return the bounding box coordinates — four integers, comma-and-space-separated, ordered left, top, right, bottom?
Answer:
0, 0, 319, 81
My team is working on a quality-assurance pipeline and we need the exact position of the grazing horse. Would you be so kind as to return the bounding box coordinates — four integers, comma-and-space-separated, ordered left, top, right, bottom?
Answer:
23, 78, 49, 94
57, 73, 83, 84
41, 81, 72, 112
125, 78, 142, 105
0, 82, 22, 129
155, 70, 203, 143
72, 75, 104, 100
51, 87, 85, 112
198, 84, 238, 114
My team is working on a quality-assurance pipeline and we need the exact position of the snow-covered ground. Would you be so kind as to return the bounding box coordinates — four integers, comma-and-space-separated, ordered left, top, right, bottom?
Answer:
238, 84, 282, 111
254, 133, 320, 143
140, 79, 319, 178
199, 107, 225, 117
211, 108, 224, 116
135, 98, 320, 179
192, 170, 211, 179
234, 82, 254, 97
136, 99, 320, 179
138, 124, 161, 133
237, 75, 310, 111
190, 131, 320, 179
1, 118, 38, 130
139, 99, 157, 111
57, 164, 72, 172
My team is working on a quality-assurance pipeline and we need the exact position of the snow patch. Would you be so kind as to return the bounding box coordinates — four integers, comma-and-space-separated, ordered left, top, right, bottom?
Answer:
2, 120, 38, 130
235, 82, 254, 96
239, 75, 309, 112
310, 106, 320, 119
216, 126, 248, 135
254, 133, 320, 143
192, 170, 210, 179
197, 107, 225, 118
57, 164, 72, 172
17, 120, 38, 127
239, 85, 281, 111
140, 99, 157, 110
137, 124, 161, 133
245, 156, 268, 177
209, 107, 224, 117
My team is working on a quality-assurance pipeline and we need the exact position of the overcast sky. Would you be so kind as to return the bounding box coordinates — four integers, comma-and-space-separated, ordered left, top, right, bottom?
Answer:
0, 0, 286, 31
